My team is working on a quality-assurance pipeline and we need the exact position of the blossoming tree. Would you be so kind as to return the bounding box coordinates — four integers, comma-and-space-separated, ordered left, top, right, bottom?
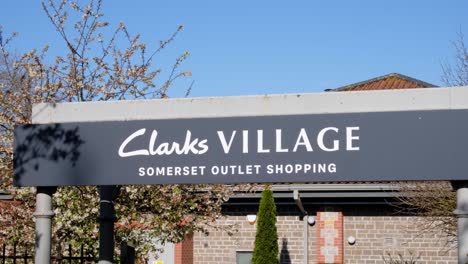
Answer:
0, 0, 232, 261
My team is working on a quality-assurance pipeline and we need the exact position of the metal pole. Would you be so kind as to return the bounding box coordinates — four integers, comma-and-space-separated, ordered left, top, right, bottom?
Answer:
293, 190, 309, 264
453, 181, 468, 264
98, 185, 119, 264
303, 214, 309, 264
34, 187, 56, 264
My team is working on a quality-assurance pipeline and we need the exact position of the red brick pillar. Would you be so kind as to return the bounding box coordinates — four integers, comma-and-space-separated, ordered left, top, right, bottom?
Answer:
317, 212, 343, 264
174, 234, 193, 264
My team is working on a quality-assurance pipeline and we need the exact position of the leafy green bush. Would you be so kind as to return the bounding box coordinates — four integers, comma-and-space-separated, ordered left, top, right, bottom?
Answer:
252, 186, 278, 264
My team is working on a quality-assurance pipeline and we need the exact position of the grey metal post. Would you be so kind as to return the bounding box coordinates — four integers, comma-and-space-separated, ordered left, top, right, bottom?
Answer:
34, 187, 56, 264
293, 190, 308, 264
98, 185, 120, 264
303, 215, 309, 264
453, 181, 468, 264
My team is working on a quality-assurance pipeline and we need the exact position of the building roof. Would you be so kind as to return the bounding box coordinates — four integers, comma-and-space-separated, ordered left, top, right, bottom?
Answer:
325, 73, 438, 92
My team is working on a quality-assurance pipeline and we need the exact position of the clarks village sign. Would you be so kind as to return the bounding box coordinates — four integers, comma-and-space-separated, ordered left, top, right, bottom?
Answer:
14, 109, 468, 187
12, 88, 468, 263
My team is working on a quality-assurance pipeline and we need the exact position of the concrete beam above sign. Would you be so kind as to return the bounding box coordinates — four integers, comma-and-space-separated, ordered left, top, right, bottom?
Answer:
32, 86, 468, 123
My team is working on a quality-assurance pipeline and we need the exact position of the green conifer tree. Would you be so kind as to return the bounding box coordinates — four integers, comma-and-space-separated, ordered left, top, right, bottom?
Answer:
252, 186, 278, 264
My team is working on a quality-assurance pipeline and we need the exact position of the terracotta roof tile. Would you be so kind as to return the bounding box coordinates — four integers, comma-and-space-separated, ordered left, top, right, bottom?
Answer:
326, 73, 437, 92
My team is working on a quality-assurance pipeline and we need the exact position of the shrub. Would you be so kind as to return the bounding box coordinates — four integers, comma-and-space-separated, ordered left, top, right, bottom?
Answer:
252, 186, 278, 264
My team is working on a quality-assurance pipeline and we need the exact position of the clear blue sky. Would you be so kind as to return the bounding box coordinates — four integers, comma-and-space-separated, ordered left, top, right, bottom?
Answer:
2, 0, 467, 98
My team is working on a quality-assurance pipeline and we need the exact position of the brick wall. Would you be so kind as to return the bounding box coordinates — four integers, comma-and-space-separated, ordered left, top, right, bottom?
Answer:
175, 234, 193, 264
344, 216, 457, 264
194, 215, 316, 264
317, 212, 343, 263
193, 214, 457, 264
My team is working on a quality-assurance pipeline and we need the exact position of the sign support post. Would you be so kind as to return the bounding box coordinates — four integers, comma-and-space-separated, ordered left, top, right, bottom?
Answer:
98, 185, 120, 264
34, 187, 56, 264
453, 181, 468, 264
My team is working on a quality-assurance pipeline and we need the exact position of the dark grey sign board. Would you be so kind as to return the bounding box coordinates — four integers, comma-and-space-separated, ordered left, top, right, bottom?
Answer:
13, 110, 468, 187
